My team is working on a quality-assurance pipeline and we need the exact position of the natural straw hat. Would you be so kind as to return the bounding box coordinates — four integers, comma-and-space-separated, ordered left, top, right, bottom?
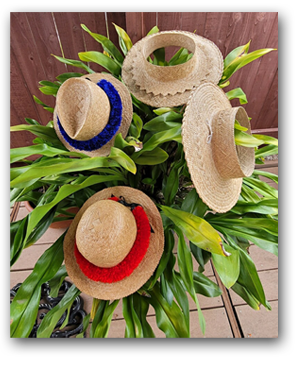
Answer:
122, 30, 223, 108
53, 73, 133, 157
64, 186, 164, 300
182, 82, 255, 213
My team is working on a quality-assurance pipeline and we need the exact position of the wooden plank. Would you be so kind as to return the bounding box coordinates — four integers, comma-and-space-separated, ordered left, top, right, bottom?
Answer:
10, 202, 20, 223
235, 300, 278, 338
11, 243, 52, 271
230, 269, 278, 306
125, 12, 143, 44
10, 13, 52, 126
52, 12, 87, 74
79, 12, 107, 73
181, 12, 207, 35
213, 266, 243, 338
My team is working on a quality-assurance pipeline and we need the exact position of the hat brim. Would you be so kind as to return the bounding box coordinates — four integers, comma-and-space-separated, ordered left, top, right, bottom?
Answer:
64, 186, 164, 300
54, 73, 133, 157
182, 82, 243, 213
122, 31, 223, 108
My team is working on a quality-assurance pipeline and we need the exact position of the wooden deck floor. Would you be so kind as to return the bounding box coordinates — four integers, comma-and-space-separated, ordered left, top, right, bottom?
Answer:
10, 161, 278, 338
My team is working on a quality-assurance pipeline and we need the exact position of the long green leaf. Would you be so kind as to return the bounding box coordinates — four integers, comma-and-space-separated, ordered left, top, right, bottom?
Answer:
10, 144, 87, 163
175, 227, 206, 334
221, 47, 276, 84
193, 272, 222, 298
36, 284, 81, 338
112, 23, 133, 55
92, 300, 119, 338
223, 41, 251, 69
78, 51, 121, 76
252, 170, 278, 184
10, 124, 61, 145
160, 206, 228, 257
52, 54, 94, 73
227, 236, 271, 310
181, 188, 208, 218
147, 283, 189, 338
10, 234, 65, 337
81, 24, 124, 65
23, 174, 125, 245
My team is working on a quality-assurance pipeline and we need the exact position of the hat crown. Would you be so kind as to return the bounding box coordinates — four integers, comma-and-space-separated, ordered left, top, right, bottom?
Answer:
56, 78, 111, 140
76, 200, 137, 268
142, 32, 197, 82
212, 107, 255, 179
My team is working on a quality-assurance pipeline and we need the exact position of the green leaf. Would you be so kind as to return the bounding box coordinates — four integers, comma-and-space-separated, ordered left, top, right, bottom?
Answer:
92, 300, 119, 338
147, 283, 190, 338
212, 243, 240, 289
10, 124, 61, 146
209, 213, 278, 256
175, 227, 206, 334
231, 198, 278, 215
255, 145, 278, 159
252, 169, 278, 184
143, 111, 182, 132
47, 265, 68, 298
10, 234, 65, 337
252, 134, 278, 146
24, 118, 41, 126
123, 296, 135, 338
243, 176, 278, 199
181, 188, 208, 218
76, 314, 91, 338
231, 282, 260, 310
223, 41, 251, 69
56, 72, 83, 82
134, 147, 169, 165
32, 95, 54, 112
160, 206, 228, 257
227, 236, 270, 310
81, 24, 124, 65
52, 54, 94, 73
147, 25, 159, 35
10, 144, 87, 164
108, 147, 137, 174
129, 113, 143, 139
226, 87, 248, 104
78, 51, 121, 76
10, 155, 127, 188
20, 174, 124, 246
135, 126, 182, 159
113, 23, 133, 55
193, 272, 222, 297
36, 284, 81, 338
234, 129, 262, 147
221, 46, 276, 84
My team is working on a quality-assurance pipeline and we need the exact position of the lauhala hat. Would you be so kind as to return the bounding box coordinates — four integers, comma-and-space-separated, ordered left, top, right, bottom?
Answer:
63, 186, 164, 300
122, 30, 223, 108
182, 82, 255, 213
53, 73, 133, 157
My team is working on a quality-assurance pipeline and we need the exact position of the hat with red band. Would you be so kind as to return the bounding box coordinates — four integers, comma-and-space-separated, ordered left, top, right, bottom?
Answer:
63, 186, 164, 300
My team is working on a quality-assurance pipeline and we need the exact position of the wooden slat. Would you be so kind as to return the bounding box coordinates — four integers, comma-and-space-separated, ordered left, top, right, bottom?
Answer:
213, 265, 243, 338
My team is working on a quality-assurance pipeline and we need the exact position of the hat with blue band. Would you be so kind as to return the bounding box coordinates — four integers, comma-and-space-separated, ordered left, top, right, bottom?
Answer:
53, 73, 133, 157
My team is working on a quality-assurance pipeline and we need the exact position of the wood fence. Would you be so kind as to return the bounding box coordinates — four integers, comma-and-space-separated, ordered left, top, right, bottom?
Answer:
10, 12, 278, 149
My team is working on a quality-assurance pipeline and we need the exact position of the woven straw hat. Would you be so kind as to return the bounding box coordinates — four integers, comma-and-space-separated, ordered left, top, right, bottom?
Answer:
122, 30, 223, 108
53, 73, 133, 157
64, 186, 164, 300
182, 82, 255, 213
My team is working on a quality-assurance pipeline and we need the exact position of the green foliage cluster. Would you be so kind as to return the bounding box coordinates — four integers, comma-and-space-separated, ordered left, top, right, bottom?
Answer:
10, 23, 278, 338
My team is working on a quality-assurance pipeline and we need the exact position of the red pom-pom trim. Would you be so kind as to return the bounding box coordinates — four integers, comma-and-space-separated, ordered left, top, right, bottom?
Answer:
74, 198, 151, 283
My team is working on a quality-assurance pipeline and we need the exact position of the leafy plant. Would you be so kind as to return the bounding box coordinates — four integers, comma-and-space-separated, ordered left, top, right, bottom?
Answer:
10, 23, 278, 338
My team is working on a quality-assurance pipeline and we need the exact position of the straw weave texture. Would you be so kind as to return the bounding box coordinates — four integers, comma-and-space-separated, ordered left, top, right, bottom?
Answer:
182, 82, 254, 213
64, 187, 164, 300
122, 31, 223, 107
